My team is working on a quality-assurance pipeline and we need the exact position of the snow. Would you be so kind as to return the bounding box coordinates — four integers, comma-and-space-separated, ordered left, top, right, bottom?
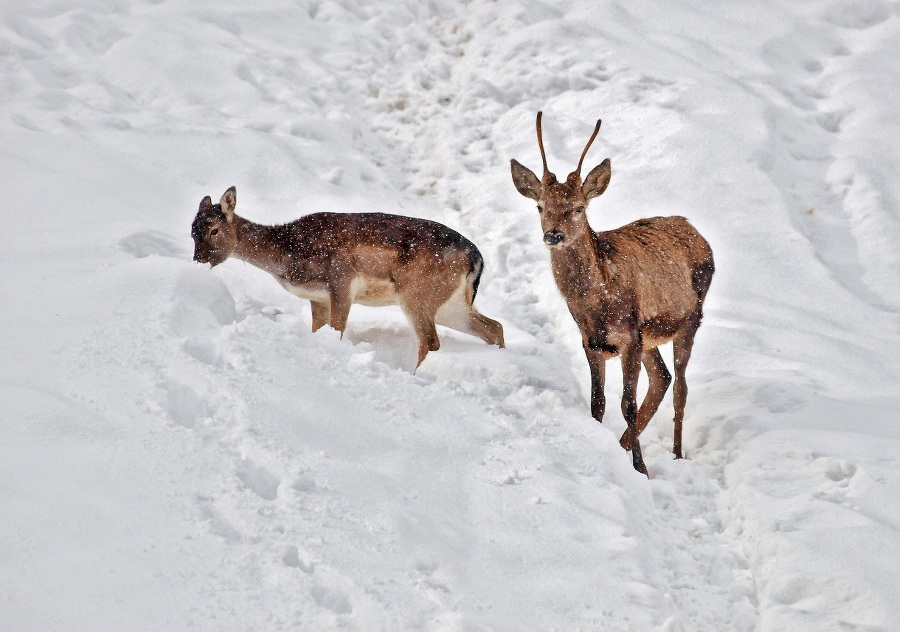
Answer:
2, 0, 899, 630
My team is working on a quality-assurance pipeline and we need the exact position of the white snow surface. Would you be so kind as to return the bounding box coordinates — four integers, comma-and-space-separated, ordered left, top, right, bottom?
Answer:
2, 1, 900, 630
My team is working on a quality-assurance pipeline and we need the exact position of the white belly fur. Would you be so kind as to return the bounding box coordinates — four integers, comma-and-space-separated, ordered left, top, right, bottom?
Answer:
350, 275, 399, 307
280, 279, 330, 302
279, 276, 399, 307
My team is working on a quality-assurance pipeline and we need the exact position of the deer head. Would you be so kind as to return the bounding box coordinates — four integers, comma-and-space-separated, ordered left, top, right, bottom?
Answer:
191, 186, 238, 266
510, 112, 611, 248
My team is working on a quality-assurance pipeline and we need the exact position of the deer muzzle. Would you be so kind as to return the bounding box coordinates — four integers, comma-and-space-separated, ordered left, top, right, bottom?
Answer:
543, 229, 565, 246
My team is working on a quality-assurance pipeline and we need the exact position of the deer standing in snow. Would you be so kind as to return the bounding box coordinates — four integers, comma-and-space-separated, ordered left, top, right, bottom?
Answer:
510, 113, 714, 474
191, 187, 504, 367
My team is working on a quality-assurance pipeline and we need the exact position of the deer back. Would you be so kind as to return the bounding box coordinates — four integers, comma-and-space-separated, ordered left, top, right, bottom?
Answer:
593, 217, 712, 318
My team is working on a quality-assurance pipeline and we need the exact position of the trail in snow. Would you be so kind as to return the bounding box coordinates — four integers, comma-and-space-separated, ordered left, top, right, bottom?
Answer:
356, 3, 761, 629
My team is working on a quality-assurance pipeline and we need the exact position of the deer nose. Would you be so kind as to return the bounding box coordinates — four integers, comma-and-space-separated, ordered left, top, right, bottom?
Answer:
543, 230, 565, 246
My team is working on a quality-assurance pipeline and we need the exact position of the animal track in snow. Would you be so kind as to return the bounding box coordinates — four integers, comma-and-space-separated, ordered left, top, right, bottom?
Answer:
197, 497, 243, 543
310, 584, 352, 615
164, 378, 209, 429
823, 0, 891, 30
236, 460, 281, 501
282, 546, 315, 573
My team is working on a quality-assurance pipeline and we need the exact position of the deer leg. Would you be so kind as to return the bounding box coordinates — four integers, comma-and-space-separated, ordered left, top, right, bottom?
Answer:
620, 348, 671, 450
310, 301, 329, 332
408, 311, 440, 368
621, 345, 648, 476
583, 346, 606, 422
434, 302, 505, 347
434, 281, 505, 348
327, 282, 353, 337
467, 312, 505, 348
672, 317, 700, 459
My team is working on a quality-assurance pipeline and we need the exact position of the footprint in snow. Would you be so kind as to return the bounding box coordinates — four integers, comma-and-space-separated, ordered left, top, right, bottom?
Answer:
823, 0, 891, 29
236, 460, 281, 501
164, 379, 209, 429
282, 546, 315, 574
816, 456, 857, 485
310, 584, 352, 615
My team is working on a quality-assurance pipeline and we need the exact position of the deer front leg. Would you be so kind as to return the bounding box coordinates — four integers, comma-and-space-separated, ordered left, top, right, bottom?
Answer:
327, 279, 353, 337
621, 345, 648, 476
406, 309, 440, 369
310, 301, 329, 332
583, 345, 606, 422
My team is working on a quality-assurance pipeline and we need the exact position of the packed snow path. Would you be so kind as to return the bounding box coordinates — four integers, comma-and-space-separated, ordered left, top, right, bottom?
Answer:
2, 1, 900, 630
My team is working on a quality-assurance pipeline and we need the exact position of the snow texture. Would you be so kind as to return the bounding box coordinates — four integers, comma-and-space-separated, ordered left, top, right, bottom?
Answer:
2, 1, 899, 630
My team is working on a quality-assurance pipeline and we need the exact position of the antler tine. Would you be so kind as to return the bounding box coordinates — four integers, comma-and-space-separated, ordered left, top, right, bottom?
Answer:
575, 118, 602, 177
536, 111, 549, 177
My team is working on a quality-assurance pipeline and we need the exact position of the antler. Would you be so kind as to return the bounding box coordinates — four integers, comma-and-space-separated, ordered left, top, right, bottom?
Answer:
536, 111, 549, 177
575, 118, 602, 177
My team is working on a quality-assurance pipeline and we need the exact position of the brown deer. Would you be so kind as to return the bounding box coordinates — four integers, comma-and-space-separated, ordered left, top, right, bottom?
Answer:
510, 113, 714, 475
191, 187, 504, 367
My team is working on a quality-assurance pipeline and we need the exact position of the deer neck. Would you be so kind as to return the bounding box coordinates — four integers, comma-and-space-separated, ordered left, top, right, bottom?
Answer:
549, 229, 612, 300
230, 215, 288, 277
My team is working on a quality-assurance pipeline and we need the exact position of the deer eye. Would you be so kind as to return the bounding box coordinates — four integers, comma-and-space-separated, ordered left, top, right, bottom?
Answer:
537, 205, 543, 214
575, 206, 585, 213
210, 228, 219, 236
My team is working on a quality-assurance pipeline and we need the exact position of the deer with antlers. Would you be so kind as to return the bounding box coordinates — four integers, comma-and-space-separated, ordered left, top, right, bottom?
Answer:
191, 187, 505, 368
510, 113, 714, 475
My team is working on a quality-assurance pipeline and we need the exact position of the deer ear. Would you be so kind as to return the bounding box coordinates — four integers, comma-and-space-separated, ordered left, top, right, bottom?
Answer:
220, 186, 237, 221
583, 159, 611, 200
199, 196, 213, 212
510, 159, 542, 201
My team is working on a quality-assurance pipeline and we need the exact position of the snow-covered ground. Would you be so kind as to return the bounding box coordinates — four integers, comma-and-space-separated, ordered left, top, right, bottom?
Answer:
2, 0, 899, 629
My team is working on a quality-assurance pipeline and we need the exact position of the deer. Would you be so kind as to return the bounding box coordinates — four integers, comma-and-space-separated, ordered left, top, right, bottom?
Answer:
510, 113, 714, 475
191, 186, 505, 368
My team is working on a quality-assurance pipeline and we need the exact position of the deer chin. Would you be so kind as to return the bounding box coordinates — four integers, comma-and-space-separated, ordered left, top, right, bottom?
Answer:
193, 254, 222, 267
193, 247, 228, 267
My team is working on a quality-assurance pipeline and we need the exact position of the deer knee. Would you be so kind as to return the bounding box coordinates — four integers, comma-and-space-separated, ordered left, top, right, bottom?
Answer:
661, 366, 672, 390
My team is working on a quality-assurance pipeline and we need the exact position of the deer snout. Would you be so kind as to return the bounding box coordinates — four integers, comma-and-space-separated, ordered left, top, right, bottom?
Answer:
543, 229, 565, 246
193, 244, 217, 265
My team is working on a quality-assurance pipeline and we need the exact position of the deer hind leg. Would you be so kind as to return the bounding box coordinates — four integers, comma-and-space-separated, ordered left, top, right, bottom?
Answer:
619, 348, 672, 450
672, 316, 700, 459
395, 272, 453, 368
620, 344, 648, 476
435, 297, 505, 348
310, 301, 329, 332
469, 312, 505, 347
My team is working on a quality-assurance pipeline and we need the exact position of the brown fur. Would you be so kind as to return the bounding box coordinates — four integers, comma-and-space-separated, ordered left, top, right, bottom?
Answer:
191, 187, 504, 367
511, 113, 714, 475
